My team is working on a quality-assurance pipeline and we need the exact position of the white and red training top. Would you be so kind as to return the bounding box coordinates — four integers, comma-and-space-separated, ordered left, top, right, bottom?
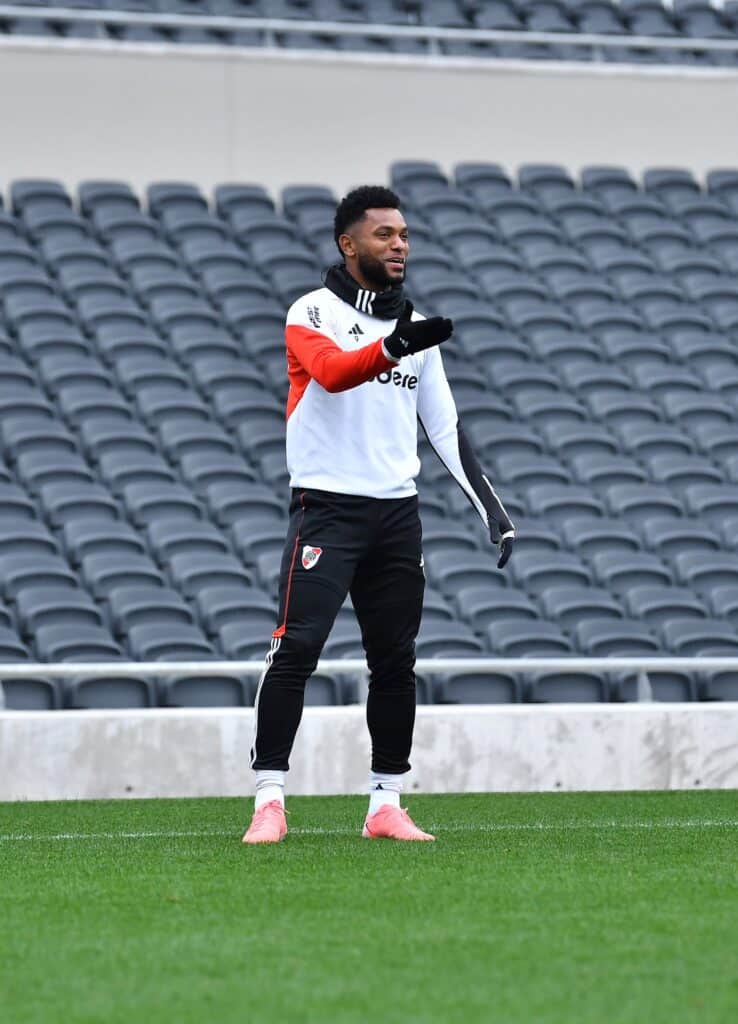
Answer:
284, 286, 511, 531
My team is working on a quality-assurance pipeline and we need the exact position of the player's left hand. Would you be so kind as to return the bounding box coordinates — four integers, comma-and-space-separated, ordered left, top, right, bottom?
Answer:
488, 515, 515, 569
496, 533, 515, 570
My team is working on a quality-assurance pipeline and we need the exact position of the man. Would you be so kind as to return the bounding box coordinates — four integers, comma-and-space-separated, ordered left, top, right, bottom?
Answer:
243, 185, 515, 844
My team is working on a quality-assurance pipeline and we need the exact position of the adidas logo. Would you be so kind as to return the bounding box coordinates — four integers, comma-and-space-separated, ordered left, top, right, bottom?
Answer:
348, 323, 364, 339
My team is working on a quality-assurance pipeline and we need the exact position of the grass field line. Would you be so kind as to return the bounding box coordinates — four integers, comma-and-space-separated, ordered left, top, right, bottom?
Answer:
1, 818, 737, 842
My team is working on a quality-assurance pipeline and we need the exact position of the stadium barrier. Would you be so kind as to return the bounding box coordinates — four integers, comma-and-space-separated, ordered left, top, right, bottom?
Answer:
1, 10, 738, 60
1, 658, 737, 801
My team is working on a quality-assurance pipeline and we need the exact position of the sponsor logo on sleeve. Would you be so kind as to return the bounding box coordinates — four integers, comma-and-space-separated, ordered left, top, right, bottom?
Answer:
307, 306, 321, 329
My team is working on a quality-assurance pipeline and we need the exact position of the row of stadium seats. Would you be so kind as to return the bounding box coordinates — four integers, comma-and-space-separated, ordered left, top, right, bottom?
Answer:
4, 0, 738, 66
1, 161, 738, 709
3, 659, 735, 711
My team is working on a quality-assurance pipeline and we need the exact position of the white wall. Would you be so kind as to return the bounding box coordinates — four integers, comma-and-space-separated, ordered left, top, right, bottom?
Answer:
2, 704, 738, 801
0, 40, 737, 202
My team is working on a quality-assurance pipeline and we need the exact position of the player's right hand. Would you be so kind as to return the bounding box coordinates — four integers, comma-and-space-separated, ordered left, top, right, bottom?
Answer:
384, 316, 453, 359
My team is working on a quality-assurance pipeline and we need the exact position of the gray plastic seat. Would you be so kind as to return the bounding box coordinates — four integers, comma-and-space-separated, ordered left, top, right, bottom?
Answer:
1, 676, 62, 710
704, 585, 738, 624
672, 551, 738, 593
160, 673, 253, 708
145, 518, 230, 563
34, 624, 123, 662
15, 587, 103, 636
435, 669, 522, 704
684, 483, 738, 524
167, 552, 253, 597
206, 481, 285, 526
0, 518, 58, 557
605, 483, 683, 520
229, 518, 287, 563
79, 542, 165, 594
97, 451, 177, 496
0, 552, 78, 600
16, 450, 96, 494
591, 550, 673, 594
195, 584, 276, 637
661, 617, 738, 656
526, 671, 608, 703
121, 482, 201, 526
415, 621, 485, 658
639, 516, 721, 556
623, 585, 708, 625
77, 415, 156, 464
538, 585, 623, 628
509, 551, 592, 595
455, 586, 539, 631
423, 550, 508, 596
574, 617, 660, 656
126, 622, 216, 661
64, 675, 156, 710
561, 517, 640, 557
158, 419, 235, 461
107, 586, 195, 636
60, 519, 148, 565
486, 619, 573, 657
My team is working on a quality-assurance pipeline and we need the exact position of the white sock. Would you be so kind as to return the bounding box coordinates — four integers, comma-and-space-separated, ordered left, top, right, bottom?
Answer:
254, 770, 285, 809
368, 771, 403, 815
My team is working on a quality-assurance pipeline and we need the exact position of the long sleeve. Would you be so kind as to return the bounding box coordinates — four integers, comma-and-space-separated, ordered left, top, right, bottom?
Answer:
416, 346, 515, 538
286, 324, 395, 395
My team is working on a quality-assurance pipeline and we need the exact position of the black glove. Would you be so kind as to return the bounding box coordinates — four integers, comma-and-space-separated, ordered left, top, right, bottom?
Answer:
384, 315, 453, 359
488, 511, 515, 570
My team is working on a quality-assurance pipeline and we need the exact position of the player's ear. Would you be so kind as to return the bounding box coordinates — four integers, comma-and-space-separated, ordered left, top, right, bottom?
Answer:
339, 232, 355, 258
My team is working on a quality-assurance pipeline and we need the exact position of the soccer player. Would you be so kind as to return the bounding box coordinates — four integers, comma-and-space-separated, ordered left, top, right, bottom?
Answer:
242, 185, 515, 844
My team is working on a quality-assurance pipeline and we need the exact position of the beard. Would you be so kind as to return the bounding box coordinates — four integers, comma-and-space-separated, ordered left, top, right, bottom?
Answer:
356, 250, 405, 291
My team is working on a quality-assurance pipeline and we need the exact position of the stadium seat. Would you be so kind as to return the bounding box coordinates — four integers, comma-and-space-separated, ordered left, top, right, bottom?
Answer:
60, 518, 147, 565
639, 516, 721, 556
146, 518, 230, 563
168, 551, 253, 596
107, 586, 195, 636
15, 587, 104, 636
121, 482, 201, 526
561, 517, 640, 557
195, 584, 277, 637
538, 585, 623, 628
0, 552, 78, 600
1, 676, 62, 711
160, 673, 253, 708
661, 617, 738, 655
486, 619, 573, 657
573, 618, 661, 656
672, 551, 738, 592
455, 586, 539, 631
590, 550, 673, 593
126, 622, 216, 661
64, 675, 157, 710
526, 671, 608, 703
435, 669, 522, 704
612, 670, 697, 702
79, 550, 165, 600
34, 624, 123, 662
414, 620, 488, 658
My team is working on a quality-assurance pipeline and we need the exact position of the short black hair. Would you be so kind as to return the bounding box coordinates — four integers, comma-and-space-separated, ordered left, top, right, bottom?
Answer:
333, 185, 402, 255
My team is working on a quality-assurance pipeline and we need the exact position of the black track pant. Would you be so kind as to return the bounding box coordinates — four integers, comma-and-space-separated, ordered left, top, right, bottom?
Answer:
251, 488, 425, 774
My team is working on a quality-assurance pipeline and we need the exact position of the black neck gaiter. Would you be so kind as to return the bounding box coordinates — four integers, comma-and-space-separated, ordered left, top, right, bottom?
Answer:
323, 263, 413, 321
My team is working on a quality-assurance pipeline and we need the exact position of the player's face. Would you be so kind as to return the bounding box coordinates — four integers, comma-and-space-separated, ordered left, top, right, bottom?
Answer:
342, 208, 409, 290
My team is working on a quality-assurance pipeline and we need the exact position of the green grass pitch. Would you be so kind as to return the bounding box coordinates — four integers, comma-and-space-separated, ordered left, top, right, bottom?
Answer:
2, 791, 737, 1024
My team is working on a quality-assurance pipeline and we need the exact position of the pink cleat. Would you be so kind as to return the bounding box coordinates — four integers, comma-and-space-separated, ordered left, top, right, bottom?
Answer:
362, 805, 435, 842
242, 800, 287, 844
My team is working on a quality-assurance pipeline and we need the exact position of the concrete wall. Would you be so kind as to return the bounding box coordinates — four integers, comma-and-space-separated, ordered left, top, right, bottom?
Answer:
0, 40, 737, 201
2, 704, 738, 801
